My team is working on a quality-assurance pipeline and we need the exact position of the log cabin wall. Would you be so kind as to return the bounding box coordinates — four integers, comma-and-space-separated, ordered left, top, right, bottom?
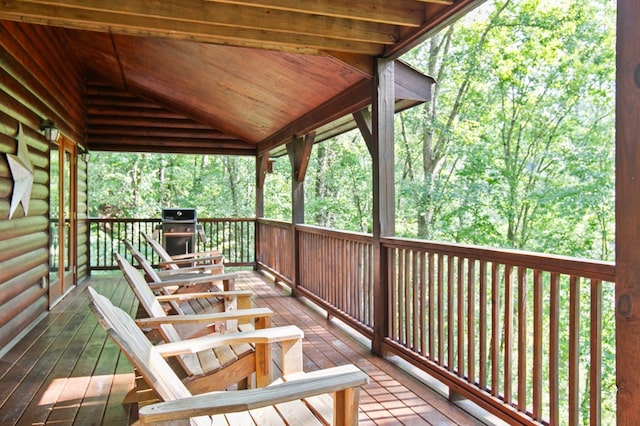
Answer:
0, 21, 86, 352
76, 155, 89, 280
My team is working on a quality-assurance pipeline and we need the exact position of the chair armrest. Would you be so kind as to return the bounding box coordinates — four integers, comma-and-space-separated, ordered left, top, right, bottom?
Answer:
138, 365, 369, 424
159, 254, 223, 267
135, 307, 272, 328
155, 264, 224, 276
147, 272, 237, 290
155, 290, 252, 302
171, 251, 222, 260
154, 325, 303, 357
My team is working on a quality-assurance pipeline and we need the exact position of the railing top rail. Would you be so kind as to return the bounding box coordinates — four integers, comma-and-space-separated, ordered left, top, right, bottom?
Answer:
198, 217, 256, 223
89, 217, 255, 222
88, 217, 160, 223
257, 218, 293, 228
296, 224, 373, 243
382, 236, 615, 282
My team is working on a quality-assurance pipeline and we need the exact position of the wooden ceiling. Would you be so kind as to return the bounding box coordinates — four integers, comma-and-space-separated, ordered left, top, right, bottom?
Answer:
0, 0, 483, 156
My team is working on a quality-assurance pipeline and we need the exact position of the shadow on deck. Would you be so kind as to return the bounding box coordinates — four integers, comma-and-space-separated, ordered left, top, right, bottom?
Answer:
0, 271, 489, 425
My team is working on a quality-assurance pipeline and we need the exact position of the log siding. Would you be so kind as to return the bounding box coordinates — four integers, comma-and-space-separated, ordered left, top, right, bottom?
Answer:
0, 22, 86, 352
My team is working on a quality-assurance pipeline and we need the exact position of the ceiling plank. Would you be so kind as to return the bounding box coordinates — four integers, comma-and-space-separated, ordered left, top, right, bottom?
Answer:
204, 0, 425, 26
20, 0, 398, 45
87, 127, 233, 139
89, 139, 256, 155
0, 1, 383, 54
258, 79, 372, 155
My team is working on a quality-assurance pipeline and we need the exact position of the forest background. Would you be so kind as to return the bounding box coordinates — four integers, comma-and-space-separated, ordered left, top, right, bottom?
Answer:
90, 0, 615, 264
89, 0, 617, 421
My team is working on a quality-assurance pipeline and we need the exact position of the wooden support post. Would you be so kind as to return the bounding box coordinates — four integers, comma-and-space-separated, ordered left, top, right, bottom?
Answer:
256, 154, 269, 218
287, 134, 315, 297
371, 58, 395, 355
616, 0, 640, 422
255, 154, 269, 270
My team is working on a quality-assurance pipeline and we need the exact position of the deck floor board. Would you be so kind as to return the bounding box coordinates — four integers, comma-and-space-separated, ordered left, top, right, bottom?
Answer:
0, 271, 484, 425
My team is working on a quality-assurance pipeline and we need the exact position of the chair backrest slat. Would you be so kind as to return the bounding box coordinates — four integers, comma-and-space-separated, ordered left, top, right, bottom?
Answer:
115, 253, 203, 375
88, 287, 211, 426
122, 240, 164, 283
142, 231, 179, 268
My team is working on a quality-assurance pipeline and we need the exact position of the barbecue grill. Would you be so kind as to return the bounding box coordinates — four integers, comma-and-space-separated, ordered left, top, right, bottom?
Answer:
161, 207, 198, 256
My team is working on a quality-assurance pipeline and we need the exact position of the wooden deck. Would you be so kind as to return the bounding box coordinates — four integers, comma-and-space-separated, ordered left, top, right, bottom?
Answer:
0, 271, 485, 425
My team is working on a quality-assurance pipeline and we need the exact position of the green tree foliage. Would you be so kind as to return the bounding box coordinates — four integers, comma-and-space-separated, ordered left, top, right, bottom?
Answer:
304, 132, 372, 232
88, 153, 255, 218
263, 156, 291, 221
87, 1, 616, 421
398, 0, 614, 261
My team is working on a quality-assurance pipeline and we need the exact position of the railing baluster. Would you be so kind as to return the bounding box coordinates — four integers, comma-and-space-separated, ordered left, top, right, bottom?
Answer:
504, 265, 513, 405
549, 272, 560, 425
413, 249, 420, 352
428, 252, 435, 361
467, 258, 476, 385
457, 256, 465, 376
533, 269, 543, 420
438, 253, 444, 365
391, 247, 398, 341
420, 251, 427, 357
590, 279, 602, 426
405, 248, 412, 348
491, 262, 500, 396
447, 255, 455, 371
479, 260, 487, 390
569, 276, 580, 425
517, 266, 527, 412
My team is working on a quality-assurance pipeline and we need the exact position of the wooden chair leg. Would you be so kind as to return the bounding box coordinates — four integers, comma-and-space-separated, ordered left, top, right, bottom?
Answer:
255, 342, 272, 387
334, 387, 360, 426
281, 338, 303, 376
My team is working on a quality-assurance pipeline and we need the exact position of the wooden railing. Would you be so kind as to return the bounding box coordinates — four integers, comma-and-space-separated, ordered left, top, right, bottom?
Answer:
90, 217, 615, 425
255, 219, 294, 283
88, 218, 255, 270
295, 225, 375, 338
381, 238, 614, 426
255, 222, 615, 426
200, 218, 256, 266
89, 218, 159, 270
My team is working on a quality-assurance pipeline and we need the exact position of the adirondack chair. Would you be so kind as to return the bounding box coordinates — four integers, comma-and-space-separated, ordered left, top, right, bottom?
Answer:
115, 253, 277, 391
88, 286, 368, 426
123, 240, 235, 301
142, 231, 224, 270
117, 249, 236, 319
125, 239, 225, 277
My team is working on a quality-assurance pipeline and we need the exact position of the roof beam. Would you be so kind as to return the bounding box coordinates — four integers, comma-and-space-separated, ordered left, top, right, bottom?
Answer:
0, 0, 391, 54
89, 136, 255, 155
204, 0, 427, 26
258, 60, 433, 155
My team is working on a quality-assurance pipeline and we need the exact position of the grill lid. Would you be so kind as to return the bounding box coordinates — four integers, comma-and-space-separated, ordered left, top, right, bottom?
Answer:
161, 208, 197, 223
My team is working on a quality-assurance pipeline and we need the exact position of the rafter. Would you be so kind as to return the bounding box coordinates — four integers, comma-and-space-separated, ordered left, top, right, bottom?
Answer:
204, 0, 426, 26
0, 0, 392, 54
